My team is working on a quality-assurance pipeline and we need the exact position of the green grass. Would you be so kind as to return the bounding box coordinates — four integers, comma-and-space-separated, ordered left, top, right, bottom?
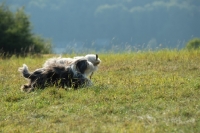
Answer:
0, 50, 200, 132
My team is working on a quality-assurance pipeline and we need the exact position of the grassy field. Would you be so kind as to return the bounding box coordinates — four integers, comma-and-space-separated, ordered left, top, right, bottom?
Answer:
0, 50, 200, 133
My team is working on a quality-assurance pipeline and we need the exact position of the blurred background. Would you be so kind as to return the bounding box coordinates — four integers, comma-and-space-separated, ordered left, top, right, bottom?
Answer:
5, 0, 200, 53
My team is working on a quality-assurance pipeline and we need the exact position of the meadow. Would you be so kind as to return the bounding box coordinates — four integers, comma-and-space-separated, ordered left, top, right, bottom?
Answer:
0, 50, 200, 133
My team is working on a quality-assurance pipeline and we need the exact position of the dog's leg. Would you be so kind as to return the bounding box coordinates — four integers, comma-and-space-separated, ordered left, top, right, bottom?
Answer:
90, 72, 93, 79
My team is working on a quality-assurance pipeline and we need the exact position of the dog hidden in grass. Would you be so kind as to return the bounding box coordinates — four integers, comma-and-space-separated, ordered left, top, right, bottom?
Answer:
18, 58, 95, 92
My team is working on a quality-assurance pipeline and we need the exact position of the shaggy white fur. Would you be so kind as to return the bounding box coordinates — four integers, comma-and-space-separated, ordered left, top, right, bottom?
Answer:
43, 54, 101, 79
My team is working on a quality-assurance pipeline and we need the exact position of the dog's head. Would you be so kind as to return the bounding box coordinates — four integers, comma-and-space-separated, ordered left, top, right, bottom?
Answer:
70, 59, 90, 73
70, 58, 95, 78
85, 54, 101, 66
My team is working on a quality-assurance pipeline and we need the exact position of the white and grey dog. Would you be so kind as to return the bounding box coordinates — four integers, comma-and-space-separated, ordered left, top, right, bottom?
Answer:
18, 58, 92, 92
18, 54, 101, 92
43, 54, 101, 79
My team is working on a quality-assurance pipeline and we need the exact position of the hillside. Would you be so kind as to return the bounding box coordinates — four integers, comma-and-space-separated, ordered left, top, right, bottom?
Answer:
0, 50, 200, 132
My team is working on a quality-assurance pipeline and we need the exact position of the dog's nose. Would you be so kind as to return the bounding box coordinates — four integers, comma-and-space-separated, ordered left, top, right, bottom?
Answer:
94, 61, 100, 66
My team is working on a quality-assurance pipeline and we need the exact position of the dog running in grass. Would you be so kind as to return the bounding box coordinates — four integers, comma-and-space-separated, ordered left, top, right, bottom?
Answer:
18, 59, 92, 92
43, 54, 101, 79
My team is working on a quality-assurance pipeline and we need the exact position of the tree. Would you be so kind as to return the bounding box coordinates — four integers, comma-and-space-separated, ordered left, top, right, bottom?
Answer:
186, 38, 200, 50
0, 4, 52, 56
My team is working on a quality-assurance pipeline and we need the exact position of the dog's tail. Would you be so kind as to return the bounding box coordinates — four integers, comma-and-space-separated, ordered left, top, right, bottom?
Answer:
18, 64, 32, 78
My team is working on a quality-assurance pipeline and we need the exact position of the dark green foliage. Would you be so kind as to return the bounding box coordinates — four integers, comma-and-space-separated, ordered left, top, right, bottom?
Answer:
0, 4, 52, 56
186, 38, 200, 50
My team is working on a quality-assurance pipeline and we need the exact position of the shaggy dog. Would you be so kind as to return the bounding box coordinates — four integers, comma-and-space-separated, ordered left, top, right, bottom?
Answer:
43, 54, 101, 79
18, 59, 91, 92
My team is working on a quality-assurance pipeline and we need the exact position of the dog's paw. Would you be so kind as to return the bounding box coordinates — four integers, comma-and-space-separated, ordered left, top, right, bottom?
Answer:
20, 85, 34, 93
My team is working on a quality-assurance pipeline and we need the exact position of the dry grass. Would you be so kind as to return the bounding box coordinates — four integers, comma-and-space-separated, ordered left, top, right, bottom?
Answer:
0, 50, 200, 132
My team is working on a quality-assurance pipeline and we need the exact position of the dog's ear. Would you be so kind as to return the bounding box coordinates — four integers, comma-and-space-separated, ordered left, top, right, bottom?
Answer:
76, 59, 88, 74
96, 54, 98, 60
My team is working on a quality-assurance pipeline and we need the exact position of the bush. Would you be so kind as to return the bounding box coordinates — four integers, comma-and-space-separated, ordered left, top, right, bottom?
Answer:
0, 4, 52, 56
186, 38, 200, 50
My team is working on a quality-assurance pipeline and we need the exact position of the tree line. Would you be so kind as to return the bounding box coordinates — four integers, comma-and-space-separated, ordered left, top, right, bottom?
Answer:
0, 4, 52, 56
1, 1, 200, 56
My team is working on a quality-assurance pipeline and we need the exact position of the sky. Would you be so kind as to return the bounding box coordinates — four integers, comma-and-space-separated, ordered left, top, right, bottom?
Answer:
3, 0, 200, 52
